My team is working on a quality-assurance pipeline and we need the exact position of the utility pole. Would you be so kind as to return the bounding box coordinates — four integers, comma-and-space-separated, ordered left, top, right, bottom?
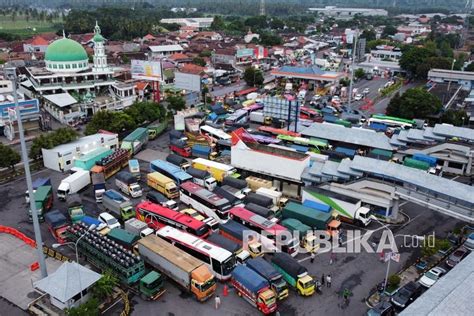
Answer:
260, 0, 265, 16
5, 68, 47, 278
347, 31, 358, 110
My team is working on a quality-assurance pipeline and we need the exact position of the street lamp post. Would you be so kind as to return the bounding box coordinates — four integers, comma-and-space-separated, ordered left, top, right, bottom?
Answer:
5, 67, 47, 278
53, 224, 96, 300
347, 30, 358, 110
447, 59, 456, 93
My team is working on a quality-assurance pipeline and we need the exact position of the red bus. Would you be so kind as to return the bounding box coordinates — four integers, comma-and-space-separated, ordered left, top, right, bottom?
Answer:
136, 201, 210, 238
257, 126, 301, 138
299, 107, 323, 122
229, 206, 299, 256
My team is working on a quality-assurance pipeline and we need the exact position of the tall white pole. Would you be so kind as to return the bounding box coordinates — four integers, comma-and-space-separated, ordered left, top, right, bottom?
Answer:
7, 67, 47, 277
347, 31, 358, 110
384, 253, 391, 291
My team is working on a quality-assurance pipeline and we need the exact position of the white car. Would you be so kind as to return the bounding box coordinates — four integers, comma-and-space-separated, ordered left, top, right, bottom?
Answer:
332, 95, 340, 102
98, 212, 121, 230
418, 267, 447, 288
363, 88, 370, 94
354, 94, 363, 101
312, 94, 321, 101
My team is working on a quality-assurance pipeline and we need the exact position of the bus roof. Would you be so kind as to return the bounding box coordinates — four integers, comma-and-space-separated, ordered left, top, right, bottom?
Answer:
180, 181, 229, 207
147, 172, 174, 183
138, 234, 204, 273
371, 114, 416, 125
192, 158, 235, 172
257, 126, 301, 137
137, 201, 205, 230
157, 226, 232, 262
230, 206, 287, 234
200, 125, 231, 140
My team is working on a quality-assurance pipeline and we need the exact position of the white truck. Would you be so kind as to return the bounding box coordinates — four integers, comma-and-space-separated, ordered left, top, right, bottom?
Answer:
302, 188, 372, 227
91, 173, 106, 203
256, 187, 288, 209
186, 167, 217, 191
115, 171, 142, 198
57, 168, 91, 201
124, 218, 154, 237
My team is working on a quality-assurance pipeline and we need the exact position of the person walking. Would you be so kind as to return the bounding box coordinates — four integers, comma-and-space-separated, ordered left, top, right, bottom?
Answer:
215, 295, 221, 310
310, 252, 315, 263
321, 273, 325, 286
326, 274, 331, 288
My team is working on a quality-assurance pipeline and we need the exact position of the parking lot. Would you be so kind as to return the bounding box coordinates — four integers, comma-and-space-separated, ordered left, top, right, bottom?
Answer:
0, 129, 467, 315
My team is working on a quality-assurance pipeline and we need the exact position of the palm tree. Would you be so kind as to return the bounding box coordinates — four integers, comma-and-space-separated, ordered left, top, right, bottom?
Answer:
92, 271, 118, 301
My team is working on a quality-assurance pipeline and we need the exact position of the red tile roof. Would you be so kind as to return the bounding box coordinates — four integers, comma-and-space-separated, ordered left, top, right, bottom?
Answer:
135, 81, 150, 91
169, 52, 190, 60
30, 36, 49, 46
180, 63, 205, 75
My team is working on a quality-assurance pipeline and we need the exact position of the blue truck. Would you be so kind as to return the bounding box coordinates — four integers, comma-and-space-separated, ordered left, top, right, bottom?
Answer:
302, 199, 331, 213
412, 153, 437, 167
191, 144, 216, 160
246, 257, 289, 301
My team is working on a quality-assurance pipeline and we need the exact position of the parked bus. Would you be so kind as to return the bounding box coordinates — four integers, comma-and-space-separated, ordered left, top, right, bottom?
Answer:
277, 134, 328, 151
150, 160, 192, 185
200, 125, 231, 141
156, 225, 235, 280
229, 206, 299, 257
136, 201, 210, 238
225, 109, 249, 126
180, 181, 232, 221
257, 126, 301, 138
243, 133, 281, 145
299, 107, 322, 122
368, 115, 416, 129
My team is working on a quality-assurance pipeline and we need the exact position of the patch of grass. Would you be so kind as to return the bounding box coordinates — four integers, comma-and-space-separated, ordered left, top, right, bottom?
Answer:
0, 14, 62, 38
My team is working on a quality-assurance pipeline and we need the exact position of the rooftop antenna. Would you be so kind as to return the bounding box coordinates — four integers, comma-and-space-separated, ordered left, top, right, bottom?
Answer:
260, 0, 265, 16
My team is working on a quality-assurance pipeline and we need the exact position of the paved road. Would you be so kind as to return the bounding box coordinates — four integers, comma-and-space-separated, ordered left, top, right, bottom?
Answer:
210, 74, 274, 98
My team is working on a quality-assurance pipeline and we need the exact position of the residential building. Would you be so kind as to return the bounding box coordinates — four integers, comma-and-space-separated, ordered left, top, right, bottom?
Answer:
23, 36, 49, 53
148, 44, 184, 58
308, 6, 388, 19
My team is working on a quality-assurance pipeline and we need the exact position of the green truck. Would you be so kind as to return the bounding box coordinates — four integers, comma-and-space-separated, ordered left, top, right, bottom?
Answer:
121, 127, 149, 155
271, 253, 315, 296
74, 147, 113, 170
281, 218, 317, 253
67, 223, 165, 300
403, 157, 430, 171
66, 194, 85, 223
148, 120, 168, 140
29, 185, 53, 222
107, 227, 140, 250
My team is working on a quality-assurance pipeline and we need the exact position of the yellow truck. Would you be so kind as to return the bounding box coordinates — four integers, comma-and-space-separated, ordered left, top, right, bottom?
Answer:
147, 172, 179, 199
191, 158, 238, 182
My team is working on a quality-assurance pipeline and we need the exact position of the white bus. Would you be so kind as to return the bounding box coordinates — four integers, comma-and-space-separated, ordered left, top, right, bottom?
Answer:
200, 125, 231, 141
225, 109, 249, 126
180, 181, 232, 221
156, 225, 235, 280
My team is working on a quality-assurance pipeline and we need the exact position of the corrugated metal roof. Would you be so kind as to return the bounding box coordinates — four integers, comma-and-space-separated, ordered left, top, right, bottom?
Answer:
301, 123, 394, 151
432, 124, 474, 141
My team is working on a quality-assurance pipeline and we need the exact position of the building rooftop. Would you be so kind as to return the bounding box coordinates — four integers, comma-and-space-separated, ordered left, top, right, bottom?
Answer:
301, 123, 394, 151
350, 156, 474, 204
272, 66, 343, 80
148, 44, 183, 53
43, 93, 77, 108
46, 133, 117, 154
34, 262, 101, 302
432, 124, 474, 142
400, 252, 474, 316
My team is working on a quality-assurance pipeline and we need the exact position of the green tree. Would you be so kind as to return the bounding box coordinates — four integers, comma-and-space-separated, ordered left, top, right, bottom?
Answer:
166, 95, 186, 112
85, 110, 135, 135
388, 274, 401, 287
192, 57, 206, 67
29, 128, 78, 160
124, 101, 163, 126
399, 46, 435, 78
382, 25, 397, 38
354, 68, 365, 79
92, 271, 118, 300
65, 297, 99, 316
243, 67, 264, 87
386, 88, 442, 120
339, 78, 350, 87
199, 50, 212, 58
361, 29, 376, 42
416, 56, 452, 78
210, 15, 225, 31
259, 32, 283, 46
441, 109, 468, 126
0, 144, 21, 170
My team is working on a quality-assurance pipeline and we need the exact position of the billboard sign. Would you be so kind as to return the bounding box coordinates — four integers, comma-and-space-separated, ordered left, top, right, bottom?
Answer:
236, 48, 255, 58
174, 72, 201, 92
131, 60, 162, 81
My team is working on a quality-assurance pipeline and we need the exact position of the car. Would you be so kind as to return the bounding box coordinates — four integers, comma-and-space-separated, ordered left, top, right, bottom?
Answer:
363, 88, 370, 94
354, 93, 363, 101
312, 94, 322, 101
446, 247, 470, 268
390, 281, 422, 309
366, 301, 395, 316
98, 212, 120, 229
366, 73, 373, 80
463, 233, 474, 251
180, 208, 206, 221
418, 267, 447, 288
331, 95, 340, 102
